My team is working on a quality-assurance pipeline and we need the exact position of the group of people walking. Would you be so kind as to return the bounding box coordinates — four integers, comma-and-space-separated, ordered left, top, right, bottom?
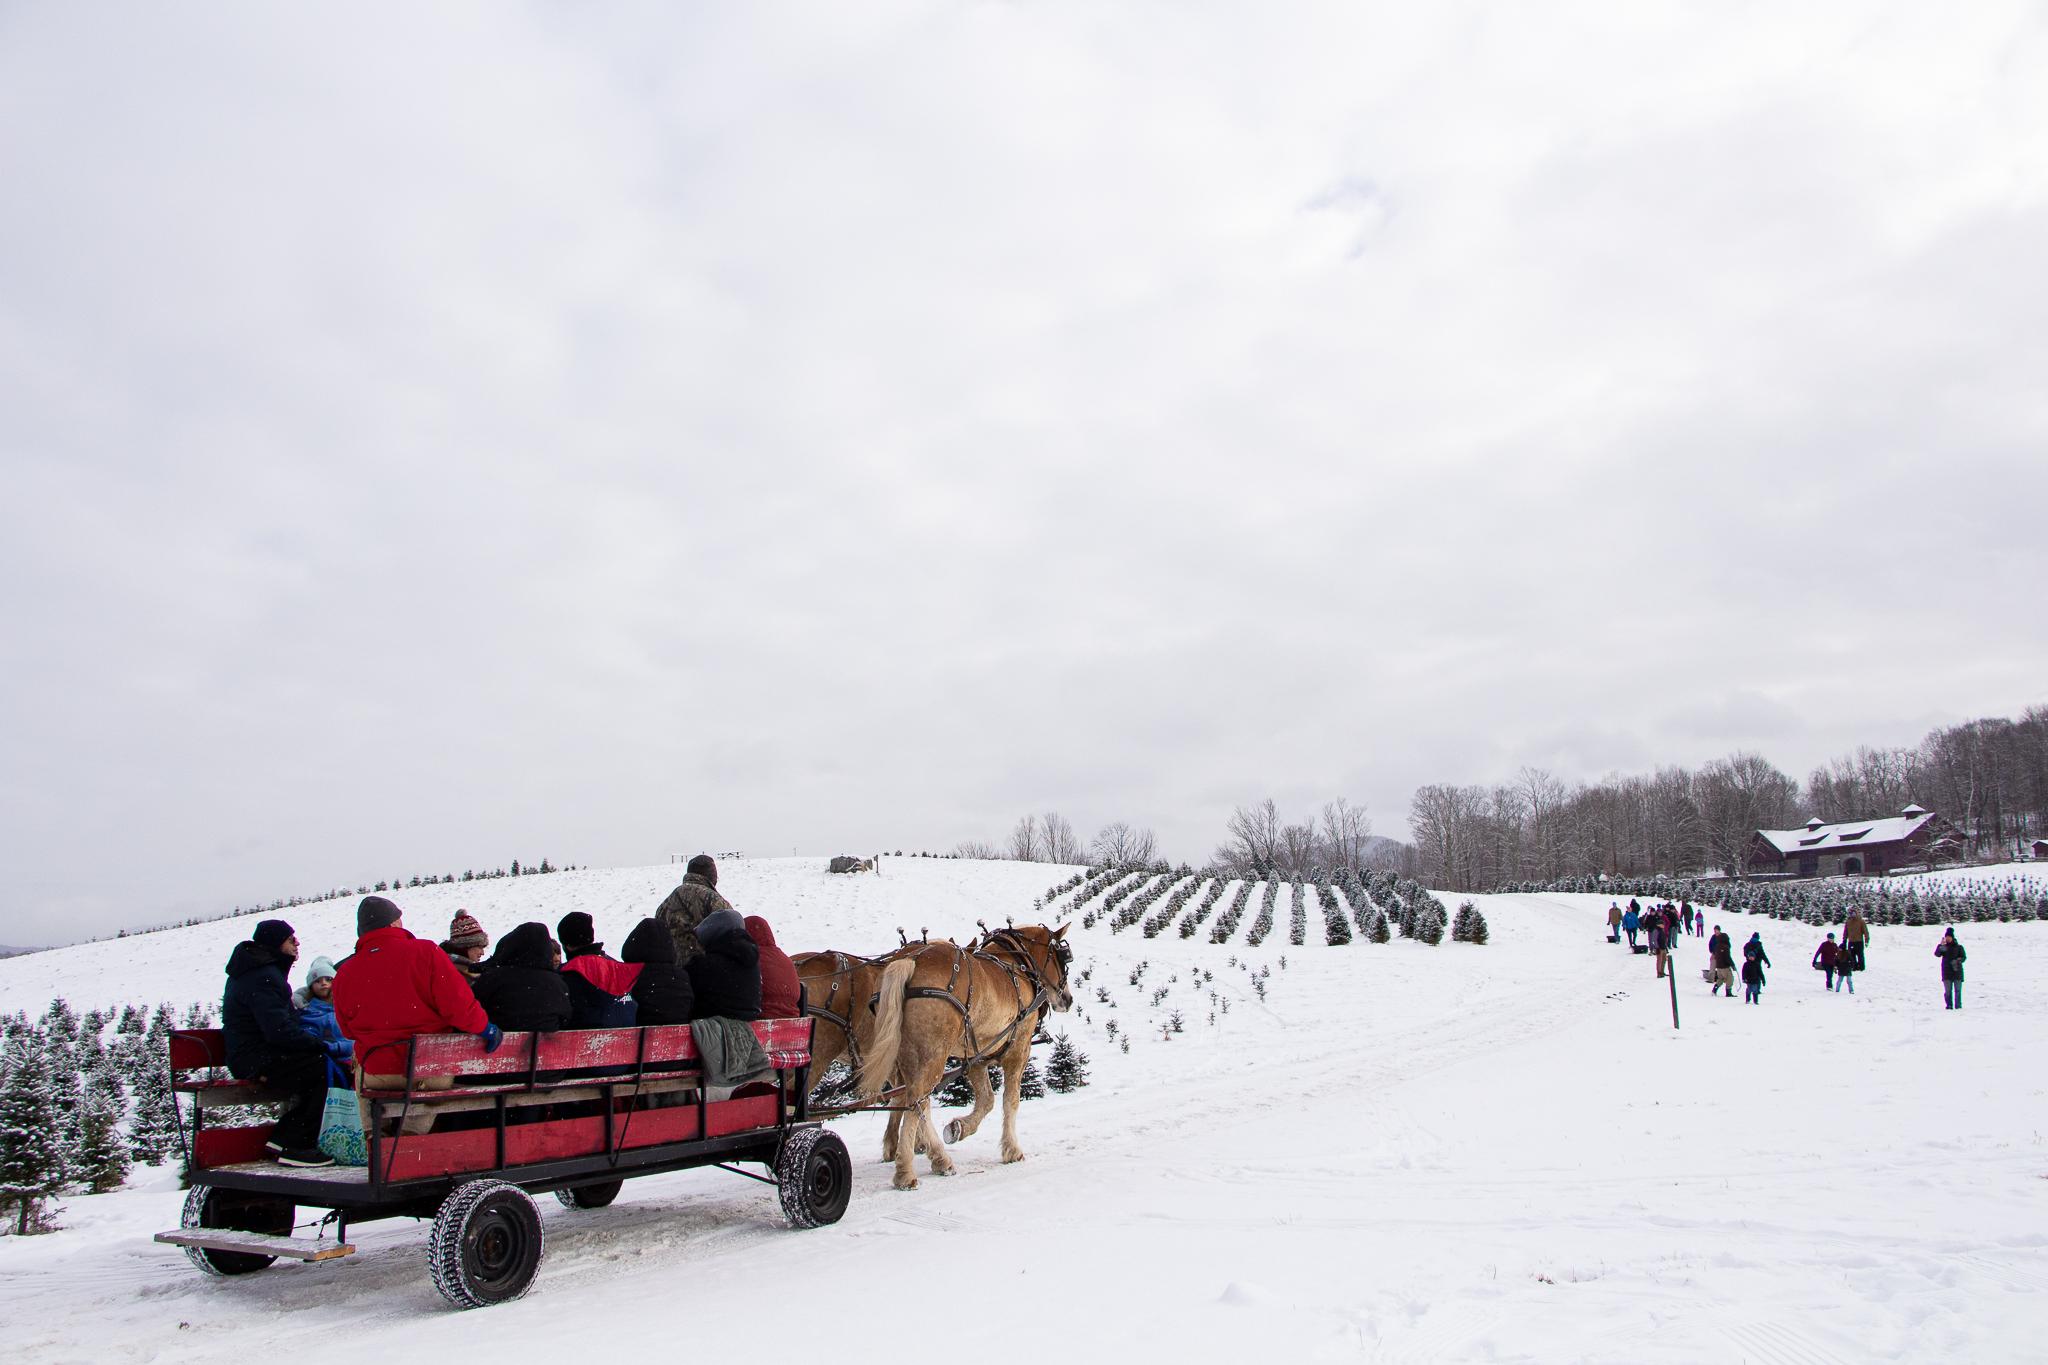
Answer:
1606, 899, 1970, 1011
220, 855, 799, 1168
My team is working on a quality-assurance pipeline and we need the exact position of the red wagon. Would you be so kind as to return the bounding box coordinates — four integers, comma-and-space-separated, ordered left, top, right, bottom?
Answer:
155, 1017, 850, 1307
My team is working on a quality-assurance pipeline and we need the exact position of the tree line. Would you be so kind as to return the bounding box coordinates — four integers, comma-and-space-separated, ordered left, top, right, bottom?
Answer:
1406, 704, 2048, 892
956, 797, 1409, 881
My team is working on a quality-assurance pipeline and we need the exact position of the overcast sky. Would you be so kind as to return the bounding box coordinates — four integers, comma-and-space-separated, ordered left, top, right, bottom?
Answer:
3, 3, 2044, 946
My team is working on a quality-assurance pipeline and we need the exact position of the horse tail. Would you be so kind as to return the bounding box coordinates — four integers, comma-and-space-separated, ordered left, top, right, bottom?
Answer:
857, 957, 917, 1100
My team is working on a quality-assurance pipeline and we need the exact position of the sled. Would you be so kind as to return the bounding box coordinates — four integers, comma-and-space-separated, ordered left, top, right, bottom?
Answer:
155, 1019, 848, 1309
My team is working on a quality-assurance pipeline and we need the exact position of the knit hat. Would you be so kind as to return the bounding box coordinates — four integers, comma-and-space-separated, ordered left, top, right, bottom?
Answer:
358, 895, 403, 936
447, 910, 489, 951
306, 955, 338, 984
253, 919, 294, 951
697, 907, 743, 945
686, 853, 718, 886
557, 911, 596, 952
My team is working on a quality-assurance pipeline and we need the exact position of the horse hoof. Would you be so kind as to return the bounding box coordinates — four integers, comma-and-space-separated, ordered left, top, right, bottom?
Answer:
930, 1162, 956, 1178
1001, 1149, 1025, 1164
943, 1121, 965, 1144
895, 1176, 920, 1191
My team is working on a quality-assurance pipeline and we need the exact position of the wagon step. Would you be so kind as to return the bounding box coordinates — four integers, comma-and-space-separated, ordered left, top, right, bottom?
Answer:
156, 1229, 357, 1262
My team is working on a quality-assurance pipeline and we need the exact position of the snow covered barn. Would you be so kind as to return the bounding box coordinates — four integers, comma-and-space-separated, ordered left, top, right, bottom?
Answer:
1747, 804, 1964, 878
2032, 837, 2048, 860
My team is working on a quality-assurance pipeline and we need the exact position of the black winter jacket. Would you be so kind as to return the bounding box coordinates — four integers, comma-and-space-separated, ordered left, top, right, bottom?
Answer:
472, 922, 572, 1034
622, 918, 694, 1026
686, 915, 761, 1021
563, 948, 639, 1029
222, 942, 329, 1077
1708, 932, 1733, 969
1936, 939, 1966, 982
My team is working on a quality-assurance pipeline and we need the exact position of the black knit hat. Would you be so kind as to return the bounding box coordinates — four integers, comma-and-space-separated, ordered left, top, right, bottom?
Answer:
686, 853, 717, 885
253, 919, 294, 951
557, 911, 596, 952
358, 895, 403, 936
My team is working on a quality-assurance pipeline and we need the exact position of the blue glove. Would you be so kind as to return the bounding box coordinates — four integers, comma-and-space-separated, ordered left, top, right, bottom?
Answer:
327, 1038, 354, 1060
480, 1022, 505, 1054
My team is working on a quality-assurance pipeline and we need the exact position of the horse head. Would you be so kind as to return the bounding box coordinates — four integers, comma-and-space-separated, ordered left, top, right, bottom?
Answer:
1002, 922, 1074, 1012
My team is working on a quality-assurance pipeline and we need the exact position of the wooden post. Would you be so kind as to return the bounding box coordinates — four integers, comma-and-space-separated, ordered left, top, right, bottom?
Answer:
1668, 958, 1681, 1030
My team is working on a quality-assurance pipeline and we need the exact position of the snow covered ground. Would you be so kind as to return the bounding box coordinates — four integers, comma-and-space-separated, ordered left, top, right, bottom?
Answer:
4, 858, 2046, 1363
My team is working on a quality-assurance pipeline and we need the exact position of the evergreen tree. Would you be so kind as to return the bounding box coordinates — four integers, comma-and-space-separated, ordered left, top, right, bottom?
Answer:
75, 1075, 130, 1194
1019, 1057, 1046, 1100
1467, 909, 1489, 945
127, 1047, 181, 1166
0, 1031, 65, 1234
937, 1069, 976, 1107
1366, 908, 1392, 944
1045, 1034, 1091, 1092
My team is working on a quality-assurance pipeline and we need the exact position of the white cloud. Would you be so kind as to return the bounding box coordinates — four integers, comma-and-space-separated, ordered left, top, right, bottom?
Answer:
2, 2, 2044, 942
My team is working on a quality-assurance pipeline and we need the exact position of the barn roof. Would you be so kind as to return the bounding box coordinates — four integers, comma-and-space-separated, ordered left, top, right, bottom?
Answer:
1755, 808, 1940, 855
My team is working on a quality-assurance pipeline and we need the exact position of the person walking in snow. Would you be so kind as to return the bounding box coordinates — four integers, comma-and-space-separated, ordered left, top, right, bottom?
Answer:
1608, 902, 1624, 943
1834, 936, 1856, 994
1740, 939, 1768, 1004
1936, 927, 1966, 1010
1707, 926, 1735, 996
1622, 905, 1641, 949
1647, 915, 1670, 978
1813, 934, 1840, 992
1843, 907, 1869, 972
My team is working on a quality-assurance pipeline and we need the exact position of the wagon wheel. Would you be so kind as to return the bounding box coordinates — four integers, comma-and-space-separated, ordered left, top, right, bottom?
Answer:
180, 1184, 294, 1277
553, 1179, 623, 1210
777, 1127, 851, 1229
428, 1179, 546, 1309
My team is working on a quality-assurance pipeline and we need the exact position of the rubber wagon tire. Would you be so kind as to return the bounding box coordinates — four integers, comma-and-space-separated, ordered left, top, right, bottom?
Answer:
180, 1184, 293, 1277
777, 1127, 851, 1229
553, 1179, 623, 1210
428, 1179, 546, 1309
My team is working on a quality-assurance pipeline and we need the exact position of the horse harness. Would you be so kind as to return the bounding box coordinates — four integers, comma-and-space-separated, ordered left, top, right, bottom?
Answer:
895, 929, 1067, 1076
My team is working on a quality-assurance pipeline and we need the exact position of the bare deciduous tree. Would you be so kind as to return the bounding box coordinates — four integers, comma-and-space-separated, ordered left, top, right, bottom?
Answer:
1090, 821, 1159, 867
1041, 811, 1085, 864
1008, 814, 1042, 862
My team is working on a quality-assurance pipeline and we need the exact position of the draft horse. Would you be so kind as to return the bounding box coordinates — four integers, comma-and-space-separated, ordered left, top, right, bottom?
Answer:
855, 923, 1074, 1190
795, 942, 995, 1165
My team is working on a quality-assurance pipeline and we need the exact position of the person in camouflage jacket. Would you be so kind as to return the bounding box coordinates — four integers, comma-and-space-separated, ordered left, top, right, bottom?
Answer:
656, 854, 733, 964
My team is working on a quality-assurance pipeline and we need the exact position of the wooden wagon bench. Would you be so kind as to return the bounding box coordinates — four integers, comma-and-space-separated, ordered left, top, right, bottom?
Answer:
156, 1018, 850, 1307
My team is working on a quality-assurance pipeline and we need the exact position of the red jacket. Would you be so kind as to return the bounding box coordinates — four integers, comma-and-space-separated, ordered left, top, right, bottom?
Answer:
333, 925, 489, 1074
563, 951, 642, 996
745, 916, 802, 1020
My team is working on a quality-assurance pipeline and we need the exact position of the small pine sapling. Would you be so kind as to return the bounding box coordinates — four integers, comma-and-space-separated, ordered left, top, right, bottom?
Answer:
1045, 1034, 1091, 1092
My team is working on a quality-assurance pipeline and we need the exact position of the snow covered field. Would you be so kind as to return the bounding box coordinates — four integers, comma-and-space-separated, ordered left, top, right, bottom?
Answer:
4, 858, 2046, 1363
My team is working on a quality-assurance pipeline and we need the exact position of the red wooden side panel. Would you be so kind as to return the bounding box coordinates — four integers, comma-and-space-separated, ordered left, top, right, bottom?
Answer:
400, 1025, 703, 1079
707, 1094, 779, 1136
170, 1029, 228, 1072
615, 1105, 703, 1151
397, 1018, 814, 1080
377, 1128, 498, 1183
195, 1124, 274, 1170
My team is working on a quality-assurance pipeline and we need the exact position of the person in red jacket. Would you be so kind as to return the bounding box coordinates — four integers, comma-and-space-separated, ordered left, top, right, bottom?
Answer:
333, 895, 499, 1134
745, 914, 802, 1019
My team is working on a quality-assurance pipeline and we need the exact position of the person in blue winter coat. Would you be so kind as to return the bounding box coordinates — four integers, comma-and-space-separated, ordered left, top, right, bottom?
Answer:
292, 956, 355, 1087
1622, 906, 1641, 948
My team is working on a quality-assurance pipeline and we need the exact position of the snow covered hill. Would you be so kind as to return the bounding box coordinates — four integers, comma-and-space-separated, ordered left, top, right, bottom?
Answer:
4, 859, 2046, 1363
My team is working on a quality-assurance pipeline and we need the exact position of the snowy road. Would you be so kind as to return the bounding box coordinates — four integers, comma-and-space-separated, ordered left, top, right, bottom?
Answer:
4, 865, 2045, 1362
